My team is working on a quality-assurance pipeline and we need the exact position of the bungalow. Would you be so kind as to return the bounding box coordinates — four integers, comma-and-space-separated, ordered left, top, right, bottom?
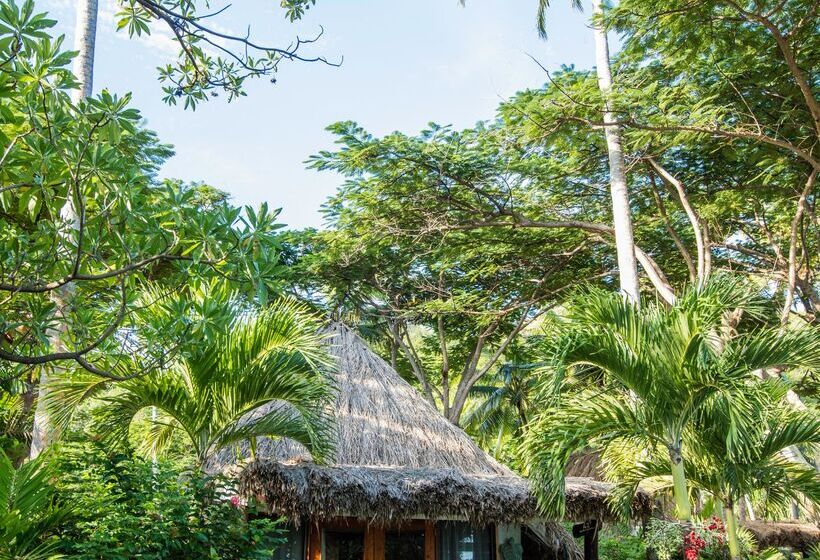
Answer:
212, 324, 649, 560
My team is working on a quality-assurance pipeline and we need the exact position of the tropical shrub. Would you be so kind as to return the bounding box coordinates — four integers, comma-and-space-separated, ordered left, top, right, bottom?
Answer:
523, 279, 820, 522
0, 449, 72, 560
55, 442, 283, 559
600, 528, 646, 560
645, 518, 757, 560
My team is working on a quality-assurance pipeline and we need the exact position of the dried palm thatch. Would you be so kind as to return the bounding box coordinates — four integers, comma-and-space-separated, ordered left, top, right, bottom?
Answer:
742, 521, 820, 553
212, 323, 650, 526
566, 450, 603, 479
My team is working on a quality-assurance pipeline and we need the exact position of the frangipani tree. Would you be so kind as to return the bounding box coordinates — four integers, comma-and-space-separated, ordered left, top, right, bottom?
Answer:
523, 278, 820, 521
48, 299, 335, 467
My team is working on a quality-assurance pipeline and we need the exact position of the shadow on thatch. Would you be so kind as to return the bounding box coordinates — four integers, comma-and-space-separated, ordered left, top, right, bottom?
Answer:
212, 323, 651, 527
742, 521, 820, 553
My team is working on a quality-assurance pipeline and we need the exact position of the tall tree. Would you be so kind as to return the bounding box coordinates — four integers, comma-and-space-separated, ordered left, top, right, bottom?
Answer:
300, 121, 613, 424
32, 0, 98, 459
0, 2, 286, 456
459, 0, 643, 301
537, 0, 642, 303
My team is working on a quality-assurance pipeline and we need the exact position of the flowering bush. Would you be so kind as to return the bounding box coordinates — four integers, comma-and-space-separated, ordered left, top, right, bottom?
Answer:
684, 529, 708, 560
646, 519, 684, 560
646, 517, 734, 560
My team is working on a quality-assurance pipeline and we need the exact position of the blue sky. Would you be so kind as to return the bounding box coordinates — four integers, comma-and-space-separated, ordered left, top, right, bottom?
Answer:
41, 1, 599, 229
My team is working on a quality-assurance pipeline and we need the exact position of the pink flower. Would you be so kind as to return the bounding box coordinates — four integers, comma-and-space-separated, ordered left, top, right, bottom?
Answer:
230, 495, 240, 507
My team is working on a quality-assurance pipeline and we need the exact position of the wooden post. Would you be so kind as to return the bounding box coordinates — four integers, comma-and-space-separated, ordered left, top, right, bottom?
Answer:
424, 521, 436, 560
365, 526, 385, 560
572, 519, 599, 560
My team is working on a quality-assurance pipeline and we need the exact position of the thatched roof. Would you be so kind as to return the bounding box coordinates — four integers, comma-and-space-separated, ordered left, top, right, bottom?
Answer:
214, 323, 649, 526
566, 451, 604, 479
742, 521, 820, 553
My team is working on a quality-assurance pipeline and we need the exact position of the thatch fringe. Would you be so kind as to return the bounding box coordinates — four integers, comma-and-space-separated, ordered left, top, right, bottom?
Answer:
240, 461, 651, 526
742, 521, 820, 553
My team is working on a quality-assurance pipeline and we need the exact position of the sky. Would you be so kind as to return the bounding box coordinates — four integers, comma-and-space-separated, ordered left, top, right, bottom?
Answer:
40, 1, 600, 229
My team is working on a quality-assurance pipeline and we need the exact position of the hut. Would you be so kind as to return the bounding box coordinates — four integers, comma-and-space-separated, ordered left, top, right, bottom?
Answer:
213, 324, 648, 560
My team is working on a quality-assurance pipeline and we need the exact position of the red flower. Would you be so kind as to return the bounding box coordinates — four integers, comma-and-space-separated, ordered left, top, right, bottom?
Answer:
230, 495, 241, 507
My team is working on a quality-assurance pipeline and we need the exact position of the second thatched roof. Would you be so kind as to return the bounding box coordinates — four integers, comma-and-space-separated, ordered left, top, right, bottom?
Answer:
213, 323, 650, 526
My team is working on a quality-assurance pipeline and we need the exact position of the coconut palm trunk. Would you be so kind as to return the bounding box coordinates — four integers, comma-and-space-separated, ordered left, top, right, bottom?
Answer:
30, 0, 99, 459
590, 0, 640, 304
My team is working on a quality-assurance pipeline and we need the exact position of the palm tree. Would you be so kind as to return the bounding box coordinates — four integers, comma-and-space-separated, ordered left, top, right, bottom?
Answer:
49, 299, 336, 467
522, 279, 820, 521
464, 363, 537, 457
613, 382, 820, 560
0, 450, 73, 559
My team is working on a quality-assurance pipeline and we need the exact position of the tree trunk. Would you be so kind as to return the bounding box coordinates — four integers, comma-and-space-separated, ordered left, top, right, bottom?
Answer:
591, 1, 640, 305
724, 503, 742, 560
30, 0, 98, 459
668, 445, 692, 521
71, 0, 99, 101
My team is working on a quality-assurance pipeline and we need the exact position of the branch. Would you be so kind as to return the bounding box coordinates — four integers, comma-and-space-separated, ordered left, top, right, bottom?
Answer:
647, 168, 697, 282
0, 279, 128, 366
646, 156, 710, 285
726, 1, 820, 138
781, 170, 817, 325
437, 215, 677, 304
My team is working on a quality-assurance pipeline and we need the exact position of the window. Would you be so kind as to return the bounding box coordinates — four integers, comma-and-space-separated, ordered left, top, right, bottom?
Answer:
273, 525, 305, 560
437, 522, 494, 560
385, 528, 425, 560
324, 530, 365, 560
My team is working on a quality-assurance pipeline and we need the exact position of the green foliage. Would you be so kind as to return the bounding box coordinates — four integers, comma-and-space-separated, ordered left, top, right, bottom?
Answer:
0, 2, 288, 382
302, 120, 609, 421
0, 449, 73, 560
0, 390, 28, 464
600, 530, 646, 560
522, 277, 820, 518
55, 442, 284, 559
47, 298, 335, 465
463, 359, 539, 462
645, 519, 684, 560
112, 0, 331, 109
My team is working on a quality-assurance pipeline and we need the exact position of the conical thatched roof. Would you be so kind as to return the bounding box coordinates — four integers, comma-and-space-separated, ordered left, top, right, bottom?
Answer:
213, 323, 649, 526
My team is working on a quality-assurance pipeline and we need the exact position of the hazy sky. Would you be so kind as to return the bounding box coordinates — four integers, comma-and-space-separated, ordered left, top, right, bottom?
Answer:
40, 1, 600, 229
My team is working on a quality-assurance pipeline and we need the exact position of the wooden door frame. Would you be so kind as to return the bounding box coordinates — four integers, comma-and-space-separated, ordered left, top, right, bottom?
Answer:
306, 517, 436, 560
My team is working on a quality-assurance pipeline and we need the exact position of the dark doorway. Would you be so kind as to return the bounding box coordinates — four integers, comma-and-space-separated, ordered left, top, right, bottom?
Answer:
324, 531, 365, 560
385, 529, 425, 560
